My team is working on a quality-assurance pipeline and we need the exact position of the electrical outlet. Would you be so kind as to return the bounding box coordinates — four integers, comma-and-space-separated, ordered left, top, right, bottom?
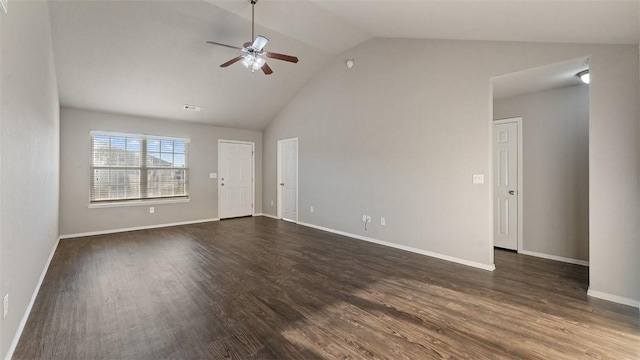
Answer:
149, 207, 155, 214
381, 217, 386, 226
362, 214, 367, 222
4, 294, 8, 318
310, 206, 314, 213
366, 215, 371, 223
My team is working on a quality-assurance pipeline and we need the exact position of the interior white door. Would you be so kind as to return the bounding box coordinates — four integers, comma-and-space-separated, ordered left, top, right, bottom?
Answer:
278, 138, 298, 222
493, 122, 519, 250
219, 141, 253, 219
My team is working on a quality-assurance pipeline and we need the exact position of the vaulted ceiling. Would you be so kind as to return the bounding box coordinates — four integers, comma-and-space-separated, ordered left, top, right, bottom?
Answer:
48, 1, 640, 130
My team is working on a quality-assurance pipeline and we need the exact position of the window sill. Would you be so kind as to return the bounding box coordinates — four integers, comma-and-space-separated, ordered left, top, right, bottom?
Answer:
88, 198, 190, 209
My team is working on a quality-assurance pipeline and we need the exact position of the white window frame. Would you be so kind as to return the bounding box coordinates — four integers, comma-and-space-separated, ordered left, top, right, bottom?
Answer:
88, 130, 190, 208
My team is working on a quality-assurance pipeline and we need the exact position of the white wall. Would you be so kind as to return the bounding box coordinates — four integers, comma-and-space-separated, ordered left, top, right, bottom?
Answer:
262, 39, 639, 305
59, 108, 262, 236
494, 85, 589, 262
0, 2, 60, 358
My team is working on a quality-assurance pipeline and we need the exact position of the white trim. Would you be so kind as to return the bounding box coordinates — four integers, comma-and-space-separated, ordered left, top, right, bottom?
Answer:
294, 139, 299, 223
519, 250, 589, 266
493, 117, 523, 253
0, 0, 7, 14
488, 84, 494, 266
88, 197, 189, 209
587, 288, 640, 309
218, 140, 255, 219
59, 218, 219, 239
297, 222, 495, 271
5, 236, 60, 360
260, 213, 280, 220
276, 141, 283, 219
89, 130, 190, 143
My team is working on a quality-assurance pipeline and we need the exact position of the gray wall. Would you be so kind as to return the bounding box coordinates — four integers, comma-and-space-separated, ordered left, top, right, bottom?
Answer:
59, 108, 262, 236
262, 38, 639, 303
494, 85, 589, 262
0, 2, 60, 358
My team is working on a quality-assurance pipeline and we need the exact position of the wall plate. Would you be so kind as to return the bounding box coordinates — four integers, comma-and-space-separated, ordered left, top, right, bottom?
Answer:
472, 174, 484, 184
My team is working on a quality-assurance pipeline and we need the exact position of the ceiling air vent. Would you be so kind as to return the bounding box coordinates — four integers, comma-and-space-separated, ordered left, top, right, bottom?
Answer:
183, 104, 202, 112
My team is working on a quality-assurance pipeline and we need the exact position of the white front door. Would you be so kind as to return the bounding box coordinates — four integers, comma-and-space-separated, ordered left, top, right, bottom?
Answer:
278, 138, 298, 222
493, 121, 519, 250
219, 141, 254, 219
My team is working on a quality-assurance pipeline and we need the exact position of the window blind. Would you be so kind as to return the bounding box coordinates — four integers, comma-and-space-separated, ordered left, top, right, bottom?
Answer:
90, 132, 189, 203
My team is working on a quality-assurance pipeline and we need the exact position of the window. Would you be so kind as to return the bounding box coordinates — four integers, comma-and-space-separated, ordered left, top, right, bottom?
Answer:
90, 131, 189, 203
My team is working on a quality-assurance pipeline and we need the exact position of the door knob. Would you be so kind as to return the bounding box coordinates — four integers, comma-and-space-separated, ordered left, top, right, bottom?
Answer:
508, 190, 515, 195
221, 183, 225, 186
280, 183, 285, 186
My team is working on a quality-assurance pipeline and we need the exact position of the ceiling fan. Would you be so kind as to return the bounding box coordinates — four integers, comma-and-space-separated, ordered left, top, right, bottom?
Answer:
206, 0, 299, 75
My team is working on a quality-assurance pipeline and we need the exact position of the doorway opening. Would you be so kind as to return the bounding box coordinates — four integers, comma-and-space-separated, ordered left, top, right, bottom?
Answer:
491, 57, 590, 270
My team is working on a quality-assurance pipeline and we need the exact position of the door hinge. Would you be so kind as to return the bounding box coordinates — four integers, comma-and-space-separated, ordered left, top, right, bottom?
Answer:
252, 151, 254, 156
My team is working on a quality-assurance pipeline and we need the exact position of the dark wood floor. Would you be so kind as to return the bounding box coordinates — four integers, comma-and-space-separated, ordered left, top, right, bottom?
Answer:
14, 217, 640, 359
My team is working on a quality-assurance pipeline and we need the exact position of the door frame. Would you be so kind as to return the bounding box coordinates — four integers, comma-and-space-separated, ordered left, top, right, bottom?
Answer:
492, 117, 523, 253
277, 137, 298, 222
217, 139, 255, 219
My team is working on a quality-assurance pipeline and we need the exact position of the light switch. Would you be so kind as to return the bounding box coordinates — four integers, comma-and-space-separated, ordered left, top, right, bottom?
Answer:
209, 173, 217, 179
472, 174, 484, 184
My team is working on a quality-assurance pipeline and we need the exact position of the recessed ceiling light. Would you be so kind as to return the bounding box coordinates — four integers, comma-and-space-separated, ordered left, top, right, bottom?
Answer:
183, 104, 202, 112
577, 70, 589, 84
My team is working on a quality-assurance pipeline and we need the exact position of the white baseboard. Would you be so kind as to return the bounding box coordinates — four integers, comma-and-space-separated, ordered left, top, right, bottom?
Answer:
260, 213, 280, 220
59, 218, 219, 239
5, 236, 61, 360
519, 250, 589, 266
297, 222, 495, 271
587, 288, 640, 309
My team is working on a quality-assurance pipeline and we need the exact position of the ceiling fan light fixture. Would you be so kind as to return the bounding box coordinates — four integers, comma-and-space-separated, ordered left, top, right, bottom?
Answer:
577, 70, 590, 84
241, 54, 266, 72
252, 56, 266, 70
241, 55, 253, 68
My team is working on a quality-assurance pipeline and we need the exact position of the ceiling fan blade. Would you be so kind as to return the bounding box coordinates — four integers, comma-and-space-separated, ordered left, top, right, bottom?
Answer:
265, 52, 299, 63
251, 35, 269, 51
220, 56, 244, 68
206, 41, 242, 50
262, 62, 273, 75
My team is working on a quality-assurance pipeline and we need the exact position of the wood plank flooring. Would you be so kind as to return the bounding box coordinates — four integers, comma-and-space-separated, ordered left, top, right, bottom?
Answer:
13, 217, 640, 359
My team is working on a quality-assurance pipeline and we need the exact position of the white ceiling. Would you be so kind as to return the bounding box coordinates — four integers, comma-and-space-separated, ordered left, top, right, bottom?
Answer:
48, 0, 639, 130
312, 0, 639, 45
493, 57, 589, 99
